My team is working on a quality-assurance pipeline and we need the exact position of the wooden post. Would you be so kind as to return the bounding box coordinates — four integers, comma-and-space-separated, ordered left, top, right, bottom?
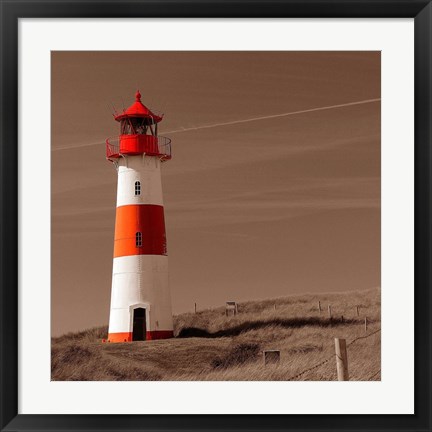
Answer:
318, 301, 322, 313
364, 317, 368, 332
356, 306, 360, 316
334, 338, 349, 381
328, 305, 332, 319
341, 315, 344, 323
194, 302, 197, 314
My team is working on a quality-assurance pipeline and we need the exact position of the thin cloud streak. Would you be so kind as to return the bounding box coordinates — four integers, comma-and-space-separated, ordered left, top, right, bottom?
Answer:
52, 98, 381, 151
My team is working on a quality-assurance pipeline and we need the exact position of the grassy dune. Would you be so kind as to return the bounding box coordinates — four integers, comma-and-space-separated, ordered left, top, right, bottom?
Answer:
51, 288, 380, 381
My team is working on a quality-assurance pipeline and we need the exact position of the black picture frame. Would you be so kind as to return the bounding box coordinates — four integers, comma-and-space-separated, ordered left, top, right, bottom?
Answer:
1, 1, 431, 431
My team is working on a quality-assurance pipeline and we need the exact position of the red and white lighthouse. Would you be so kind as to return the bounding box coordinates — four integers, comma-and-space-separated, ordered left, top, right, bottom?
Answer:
106, 91, 174, 343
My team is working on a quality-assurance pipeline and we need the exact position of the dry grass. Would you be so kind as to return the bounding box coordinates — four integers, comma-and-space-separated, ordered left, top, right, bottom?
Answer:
51, 287, 380, 381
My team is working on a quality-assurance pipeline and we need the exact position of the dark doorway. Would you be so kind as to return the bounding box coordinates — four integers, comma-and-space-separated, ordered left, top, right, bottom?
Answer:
132, 308, 146, 341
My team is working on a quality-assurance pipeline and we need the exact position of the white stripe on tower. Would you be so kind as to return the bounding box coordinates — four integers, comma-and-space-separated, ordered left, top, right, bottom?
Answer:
116, 155, 163, 207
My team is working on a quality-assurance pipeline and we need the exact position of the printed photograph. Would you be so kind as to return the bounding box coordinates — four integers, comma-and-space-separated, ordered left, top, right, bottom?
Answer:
51, 51, 381, 381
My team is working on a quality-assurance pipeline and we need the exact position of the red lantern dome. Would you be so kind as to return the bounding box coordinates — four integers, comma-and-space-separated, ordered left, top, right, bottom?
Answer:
114, 90, 163, 124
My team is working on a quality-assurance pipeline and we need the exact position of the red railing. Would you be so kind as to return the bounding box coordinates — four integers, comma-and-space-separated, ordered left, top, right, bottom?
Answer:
106, 138, 120, 159
106, 135, 172, 161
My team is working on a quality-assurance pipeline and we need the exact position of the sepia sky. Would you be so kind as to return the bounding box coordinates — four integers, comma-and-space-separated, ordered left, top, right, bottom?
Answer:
51, 51, 380, 336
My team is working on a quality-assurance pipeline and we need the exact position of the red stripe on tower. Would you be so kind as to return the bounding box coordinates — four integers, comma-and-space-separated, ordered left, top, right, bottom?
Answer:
107, 331, 174, 343
114, 204, 167, 258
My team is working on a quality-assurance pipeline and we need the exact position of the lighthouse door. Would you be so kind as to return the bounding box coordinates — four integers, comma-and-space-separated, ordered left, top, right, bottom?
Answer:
132, 308, 147, 341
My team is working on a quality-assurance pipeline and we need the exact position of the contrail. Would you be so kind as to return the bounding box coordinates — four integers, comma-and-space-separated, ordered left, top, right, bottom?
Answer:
52, 98, 380, 151
52, 140, 107, 152
163, 98, 381, 134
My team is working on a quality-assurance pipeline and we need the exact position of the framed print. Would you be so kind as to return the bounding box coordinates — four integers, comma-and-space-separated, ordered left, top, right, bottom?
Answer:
1, 1, 431, 431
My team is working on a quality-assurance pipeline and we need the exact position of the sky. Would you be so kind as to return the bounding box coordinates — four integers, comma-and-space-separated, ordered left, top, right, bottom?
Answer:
51, 51, 380, 336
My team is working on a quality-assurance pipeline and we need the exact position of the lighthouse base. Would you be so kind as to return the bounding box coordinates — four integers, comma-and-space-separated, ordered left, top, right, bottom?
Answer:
107, 330, 174, 343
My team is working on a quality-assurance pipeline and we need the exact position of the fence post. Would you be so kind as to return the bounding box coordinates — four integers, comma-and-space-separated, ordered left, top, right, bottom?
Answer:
194, 302, 197, 314
364, 317, 368, 332
356, 306, 360, 316
318, 301, 322, 313
334, 338, 349, 381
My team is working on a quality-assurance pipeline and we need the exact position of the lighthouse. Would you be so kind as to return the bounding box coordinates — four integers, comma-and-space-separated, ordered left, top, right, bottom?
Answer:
106, 91, 174, 342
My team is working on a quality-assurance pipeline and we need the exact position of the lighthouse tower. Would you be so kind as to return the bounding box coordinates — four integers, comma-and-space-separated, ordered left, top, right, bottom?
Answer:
106, 91, 173, 343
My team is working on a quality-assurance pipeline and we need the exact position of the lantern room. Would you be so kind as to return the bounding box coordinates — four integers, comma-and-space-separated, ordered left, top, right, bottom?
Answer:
106, 91, 172, 161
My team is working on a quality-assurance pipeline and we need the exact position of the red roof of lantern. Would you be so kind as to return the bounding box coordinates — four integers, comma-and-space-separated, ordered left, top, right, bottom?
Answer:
114, 91, 163, 123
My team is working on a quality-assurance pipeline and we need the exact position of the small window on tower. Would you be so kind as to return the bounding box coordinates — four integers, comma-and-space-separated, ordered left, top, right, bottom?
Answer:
136, 232, 142, 247
135, 181, 141, 196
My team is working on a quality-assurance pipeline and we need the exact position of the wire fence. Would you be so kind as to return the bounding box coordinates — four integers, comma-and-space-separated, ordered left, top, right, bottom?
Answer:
365, 369, 381, 381
287, 354, 333, 381
285, 328, 381, 381
347, 327, 381, 347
